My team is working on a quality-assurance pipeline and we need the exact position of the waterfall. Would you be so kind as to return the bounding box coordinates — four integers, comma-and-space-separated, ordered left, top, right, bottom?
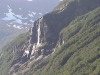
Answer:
25, 50, 29, 57
37, 24, 41, 45
37, 17, 43, 46
30, 17, 44, 57
31, 44, 36, 55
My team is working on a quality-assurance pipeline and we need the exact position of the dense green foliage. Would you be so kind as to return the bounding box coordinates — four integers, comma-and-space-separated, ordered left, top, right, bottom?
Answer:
0, 32, 28, 75
0, 0, 100, 75
25, 7, 100, 75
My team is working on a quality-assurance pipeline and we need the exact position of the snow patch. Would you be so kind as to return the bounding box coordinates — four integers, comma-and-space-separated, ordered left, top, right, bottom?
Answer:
38, 13, 42, 16
30, 20, 34, 22
28, 13, 33, 17
14, 15, 27, 20
2, 5, 27, 24
32, 12, 36, 15
13, 25, 23, 29
7, 24, 11, 27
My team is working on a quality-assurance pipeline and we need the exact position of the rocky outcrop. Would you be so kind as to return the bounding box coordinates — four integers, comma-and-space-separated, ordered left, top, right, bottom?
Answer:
26, 0, 100, 58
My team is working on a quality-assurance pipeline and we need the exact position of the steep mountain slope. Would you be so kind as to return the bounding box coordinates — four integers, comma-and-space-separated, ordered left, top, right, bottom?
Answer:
26, 7, 100, 75
29, 0, 100, 50
0, 0, 100, 75
0, 33, 29, 75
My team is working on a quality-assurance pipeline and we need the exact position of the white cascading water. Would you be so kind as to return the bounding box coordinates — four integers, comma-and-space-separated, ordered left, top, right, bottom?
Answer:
37, 24, 41, 46
31, 17, 43, 56
25, 50, 29, 57
37, 17, 43, 46
31, 44, 36, 55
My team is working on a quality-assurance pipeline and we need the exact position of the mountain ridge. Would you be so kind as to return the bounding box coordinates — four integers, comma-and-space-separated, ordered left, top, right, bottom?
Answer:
25, 6, 100, 75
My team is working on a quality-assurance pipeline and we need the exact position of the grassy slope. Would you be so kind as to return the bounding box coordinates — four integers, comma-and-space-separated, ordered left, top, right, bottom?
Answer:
25, 7, 100, 75
0, 32, 28, 75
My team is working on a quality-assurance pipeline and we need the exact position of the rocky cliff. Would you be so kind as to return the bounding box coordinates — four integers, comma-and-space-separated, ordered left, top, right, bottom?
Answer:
23, 0, 100, 60
0, 0, 100, 75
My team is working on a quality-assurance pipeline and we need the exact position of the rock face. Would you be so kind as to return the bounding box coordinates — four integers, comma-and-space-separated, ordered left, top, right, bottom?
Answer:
27, 16, 55, 59
25, 0, 100, 59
